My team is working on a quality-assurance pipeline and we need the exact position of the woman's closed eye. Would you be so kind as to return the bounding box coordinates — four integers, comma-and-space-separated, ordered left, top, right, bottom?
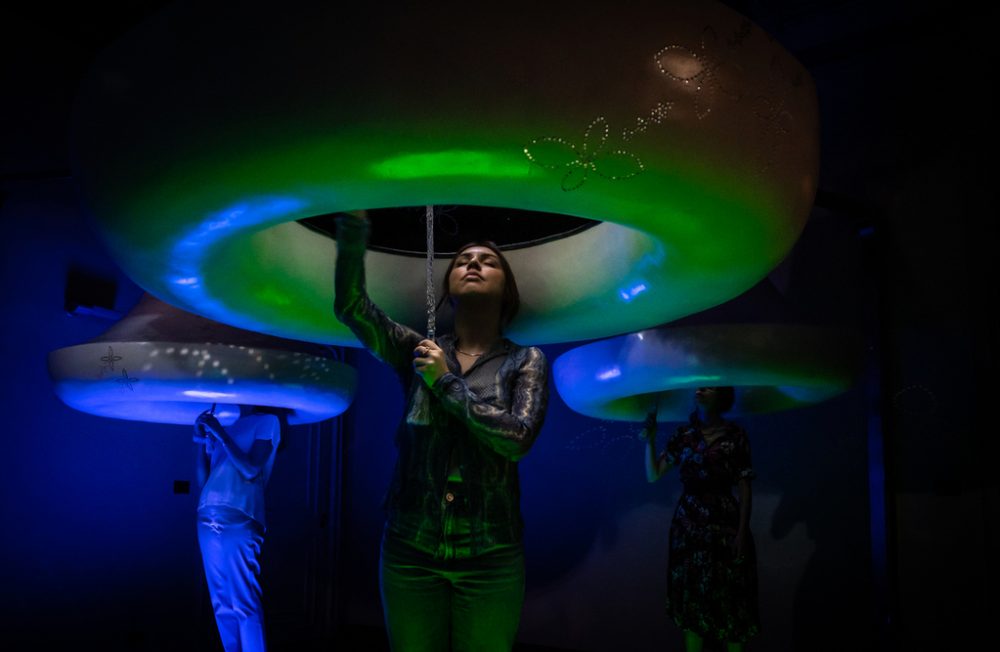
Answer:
456, 254, 498, 267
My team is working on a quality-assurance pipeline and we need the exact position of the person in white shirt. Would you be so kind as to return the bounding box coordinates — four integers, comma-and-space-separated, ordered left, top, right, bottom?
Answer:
194, 405, 282, 652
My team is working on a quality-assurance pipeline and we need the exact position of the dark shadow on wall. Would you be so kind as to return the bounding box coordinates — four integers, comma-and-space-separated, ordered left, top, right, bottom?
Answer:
766, 392, 875, 652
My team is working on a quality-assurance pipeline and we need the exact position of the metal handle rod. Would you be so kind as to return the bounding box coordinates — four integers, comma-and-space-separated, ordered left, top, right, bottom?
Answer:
425, 205, 435, 340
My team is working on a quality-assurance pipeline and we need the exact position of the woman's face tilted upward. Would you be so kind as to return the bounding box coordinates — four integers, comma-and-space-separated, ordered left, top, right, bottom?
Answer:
439, 241, 521, 330
447, 246, 506, 303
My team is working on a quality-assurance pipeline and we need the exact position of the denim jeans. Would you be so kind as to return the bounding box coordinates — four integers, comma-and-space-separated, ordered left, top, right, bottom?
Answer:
380, 483, 526, 652
197, 506, 267, 652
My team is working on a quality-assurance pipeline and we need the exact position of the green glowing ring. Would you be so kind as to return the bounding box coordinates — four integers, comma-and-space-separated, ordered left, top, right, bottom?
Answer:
72, 0, 818, 346
553, 324, 861, 421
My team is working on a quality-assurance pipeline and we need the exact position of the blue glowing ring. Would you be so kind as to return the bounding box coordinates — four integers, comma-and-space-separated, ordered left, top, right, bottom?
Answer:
553, 324, 860, 421
48, 341, 357, 426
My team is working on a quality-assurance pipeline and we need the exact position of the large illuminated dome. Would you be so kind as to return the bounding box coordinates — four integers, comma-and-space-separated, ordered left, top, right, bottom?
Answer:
72, 0, 818, 346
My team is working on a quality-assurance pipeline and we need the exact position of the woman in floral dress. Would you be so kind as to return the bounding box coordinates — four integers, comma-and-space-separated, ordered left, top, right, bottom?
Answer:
643, 386, 760, 651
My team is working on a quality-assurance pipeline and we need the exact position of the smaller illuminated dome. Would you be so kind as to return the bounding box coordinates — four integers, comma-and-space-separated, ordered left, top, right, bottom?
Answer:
48, 294, 357, 425
553, 324, 860, 422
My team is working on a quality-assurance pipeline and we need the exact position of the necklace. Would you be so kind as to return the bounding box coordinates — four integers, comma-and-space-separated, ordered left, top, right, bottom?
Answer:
455, 348, 484, 357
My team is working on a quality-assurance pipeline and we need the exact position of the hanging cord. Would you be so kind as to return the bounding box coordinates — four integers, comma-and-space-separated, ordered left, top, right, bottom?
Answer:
425, 205, 436, 340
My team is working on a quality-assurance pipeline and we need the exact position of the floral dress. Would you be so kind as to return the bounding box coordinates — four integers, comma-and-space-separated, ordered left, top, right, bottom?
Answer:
662, 420, 760, 642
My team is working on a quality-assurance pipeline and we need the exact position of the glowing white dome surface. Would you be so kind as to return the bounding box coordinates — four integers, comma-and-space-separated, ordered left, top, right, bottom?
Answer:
48, 295, 357, 425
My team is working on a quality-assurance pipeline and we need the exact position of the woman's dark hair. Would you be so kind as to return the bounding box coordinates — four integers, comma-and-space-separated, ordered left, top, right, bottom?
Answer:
436, 241, 520, 330
689, 386, 737, 423
713, 386, 736, 414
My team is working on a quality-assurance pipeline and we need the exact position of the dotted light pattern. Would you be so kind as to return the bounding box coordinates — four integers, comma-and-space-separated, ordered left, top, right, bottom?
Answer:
48, 341, 357, 425
524, 117, 646, 191
525, 18, 799, 190
654, 23, 752, 120
565, 420, 646, 456
892, 384, 938, 416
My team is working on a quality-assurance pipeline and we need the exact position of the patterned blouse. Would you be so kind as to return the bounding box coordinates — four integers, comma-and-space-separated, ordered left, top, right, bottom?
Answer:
334, 216, 549, 554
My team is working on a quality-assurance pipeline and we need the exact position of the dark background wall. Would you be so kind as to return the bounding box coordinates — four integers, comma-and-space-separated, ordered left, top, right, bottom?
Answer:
2, 1, 994, 651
